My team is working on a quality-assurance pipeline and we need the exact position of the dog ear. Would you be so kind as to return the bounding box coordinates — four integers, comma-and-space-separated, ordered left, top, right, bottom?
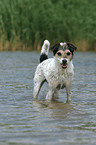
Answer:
51, 43, 60, 55
67, 43, 77, 55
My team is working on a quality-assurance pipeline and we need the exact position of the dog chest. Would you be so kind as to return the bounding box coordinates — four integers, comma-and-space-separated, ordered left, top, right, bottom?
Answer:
43, 58, 74, 87
46, 69, 73, 88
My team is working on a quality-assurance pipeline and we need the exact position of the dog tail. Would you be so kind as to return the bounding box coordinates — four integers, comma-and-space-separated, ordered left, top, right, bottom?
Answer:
40, 40, 50, 63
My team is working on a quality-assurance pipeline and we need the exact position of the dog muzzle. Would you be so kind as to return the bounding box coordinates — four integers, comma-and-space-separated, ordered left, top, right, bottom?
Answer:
61, 58, 68, 69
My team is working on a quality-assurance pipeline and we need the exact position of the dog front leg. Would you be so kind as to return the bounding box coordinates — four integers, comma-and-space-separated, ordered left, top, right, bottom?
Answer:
53, 89, 59, 99
46, 88, 59, 100
46, 89, 53, 100
66, 82, 72, 103
46, 87, 57, 101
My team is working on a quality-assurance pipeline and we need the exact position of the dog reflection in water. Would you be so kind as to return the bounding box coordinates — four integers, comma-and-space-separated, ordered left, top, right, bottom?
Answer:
33, 40, 77, 102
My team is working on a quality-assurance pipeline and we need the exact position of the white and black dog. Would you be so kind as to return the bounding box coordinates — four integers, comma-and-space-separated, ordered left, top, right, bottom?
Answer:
33, 40, 77, 102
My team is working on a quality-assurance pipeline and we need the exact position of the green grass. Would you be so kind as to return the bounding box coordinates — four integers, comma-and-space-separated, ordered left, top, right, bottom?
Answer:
0, 0, 96, 51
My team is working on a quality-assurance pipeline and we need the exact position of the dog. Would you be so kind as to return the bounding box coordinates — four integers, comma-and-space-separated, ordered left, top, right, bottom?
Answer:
33, 40, 77, 102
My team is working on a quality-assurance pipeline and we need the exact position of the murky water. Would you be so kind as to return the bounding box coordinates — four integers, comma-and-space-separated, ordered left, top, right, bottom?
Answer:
0, 51, 96, 145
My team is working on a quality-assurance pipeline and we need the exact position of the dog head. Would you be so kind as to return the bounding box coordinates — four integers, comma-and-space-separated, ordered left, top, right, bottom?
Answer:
51, 42, 77, 69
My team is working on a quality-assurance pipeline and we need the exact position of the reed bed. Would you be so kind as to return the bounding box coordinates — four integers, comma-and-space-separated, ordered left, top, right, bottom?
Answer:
0, 0, 96, 51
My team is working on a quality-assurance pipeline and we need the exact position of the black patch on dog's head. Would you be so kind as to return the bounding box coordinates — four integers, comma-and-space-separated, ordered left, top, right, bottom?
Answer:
51, 42, 77, 56
51, 43, 60, 55
67, 43, 77, 55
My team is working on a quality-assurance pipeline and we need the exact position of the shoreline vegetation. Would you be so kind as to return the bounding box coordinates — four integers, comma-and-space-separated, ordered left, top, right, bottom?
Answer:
0, 0, 96, 51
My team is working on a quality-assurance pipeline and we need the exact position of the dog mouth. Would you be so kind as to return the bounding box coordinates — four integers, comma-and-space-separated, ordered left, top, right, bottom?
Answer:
61, 63, 67, 69
61, 60, 68, 69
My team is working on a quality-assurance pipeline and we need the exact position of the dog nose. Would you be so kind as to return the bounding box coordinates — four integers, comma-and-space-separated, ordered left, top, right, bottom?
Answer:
62, 59, 67, 64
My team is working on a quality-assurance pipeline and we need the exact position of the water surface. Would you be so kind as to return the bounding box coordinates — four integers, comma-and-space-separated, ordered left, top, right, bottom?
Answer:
0, 52, 96, 145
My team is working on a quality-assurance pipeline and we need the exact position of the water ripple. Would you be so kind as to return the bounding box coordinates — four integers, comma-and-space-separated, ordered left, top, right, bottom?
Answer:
0, 52, 96, 145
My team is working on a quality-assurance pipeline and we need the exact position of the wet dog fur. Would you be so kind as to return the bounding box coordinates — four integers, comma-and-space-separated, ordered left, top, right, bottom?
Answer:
33, 40, 77, 102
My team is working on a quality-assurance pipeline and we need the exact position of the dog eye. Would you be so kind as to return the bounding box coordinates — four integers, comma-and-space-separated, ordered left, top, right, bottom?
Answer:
66, 52, 71, 56
57, 52, 62, 56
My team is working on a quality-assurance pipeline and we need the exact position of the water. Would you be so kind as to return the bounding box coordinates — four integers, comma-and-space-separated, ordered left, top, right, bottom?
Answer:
0, 51, 96, 145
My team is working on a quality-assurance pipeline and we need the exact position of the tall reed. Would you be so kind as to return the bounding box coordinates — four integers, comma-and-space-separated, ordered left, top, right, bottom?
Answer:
0, 0, 96, 51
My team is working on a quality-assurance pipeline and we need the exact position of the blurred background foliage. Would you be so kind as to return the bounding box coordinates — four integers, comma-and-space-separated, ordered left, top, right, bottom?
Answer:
0, 0, 96, 51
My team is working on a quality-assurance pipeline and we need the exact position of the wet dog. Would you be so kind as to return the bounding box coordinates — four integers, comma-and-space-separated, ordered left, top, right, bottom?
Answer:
33, 40, 77, 102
